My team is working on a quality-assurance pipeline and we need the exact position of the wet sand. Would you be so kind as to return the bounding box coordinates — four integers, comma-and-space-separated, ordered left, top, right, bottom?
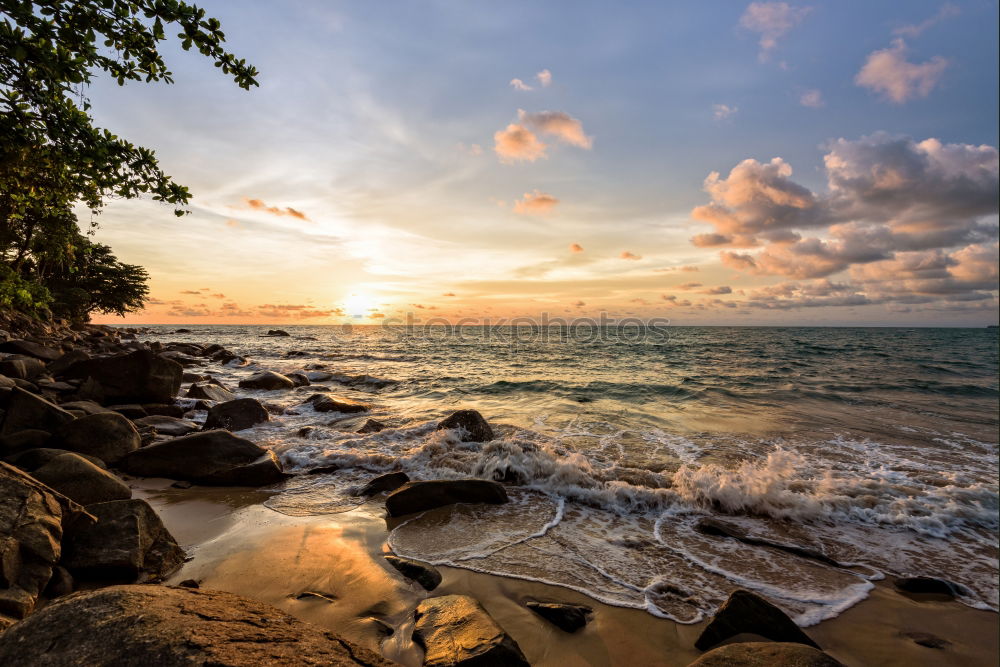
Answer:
133, 479, 999, 667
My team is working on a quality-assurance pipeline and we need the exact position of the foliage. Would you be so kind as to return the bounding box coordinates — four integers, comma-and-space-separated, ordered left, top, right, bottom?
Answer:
0, 263, 51, 315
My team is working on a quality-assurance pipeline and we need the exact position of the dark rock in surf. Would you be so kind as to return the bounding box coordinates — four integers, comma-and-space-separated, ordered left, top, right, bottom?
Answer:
894, 576, 967, 599
265, 329, 291, 337
287, 372, 310, 387
384, 480, 508, 517
0, 387, 75, 434
901, 631, 950, 649
384, 555, 441, 591
526, 601, 591, 633
687, 642, 843, 666
358, 418, 387, 434
53, 412, 140, 465
203, 398, 269, 432
238, 370, 295, 390
62, 349, 182, 404
132, 414, 199, 437
305, 394, 369, 413
31, 453, 132, 506
414, 594, 529, 667
124, 429, 284, 486
186, 382, 235, 402
436, 409, 494, 442
694, 589, 819, 651
62, 499, 184, 582
694, 518, 840, 567
358, 471, 409, 496
0, 585, 393, 666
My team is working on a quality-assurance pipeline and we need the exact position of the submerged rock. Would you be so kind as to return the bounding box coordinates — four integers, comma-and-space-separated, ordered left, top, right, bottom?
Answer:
203, 398, 270, 432
53, 411, 140, 465
894, 576, 967, 599
238, 370, 295, 390
186, 382, 235, 402
358, 418, 387, 434
305, 394, 369, 413
0, 585, 393, 666
265, 329, 291, 336
63, 349, 182, 404
31, 453, 132, 506
358, 471, 409, 496
414, 594, 529, 667
436, 409, 494, 442
694, 590, 819, 651
0, 387, 75, 435
687, 642, 843, 666
62, 499, 184, 582
526, 601, 591, 633
385, 554, 442, 591
384, 480, 508, 517
124, 429, 284, 486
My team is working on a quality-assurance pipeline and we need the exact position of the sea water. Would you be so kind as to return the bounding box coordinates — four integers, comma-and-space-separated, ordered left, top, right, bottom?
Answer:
139, 325, 999, 625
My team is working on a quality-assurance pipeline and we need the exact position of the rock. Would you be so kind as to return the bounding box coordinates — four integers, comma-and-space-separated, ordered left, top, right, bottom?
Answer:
46, 349, 91, 376
0, 585, 393, 666
0, 339, 61, 361
384, 480, 508, 518
287, 372, 310, 387
358, 471, 409, 496
133, 414, 200, 437
52, 411, 140, 465
124, 429, 285, 486
0, 462, 86, 623
305, 393, 369, 413
3, 448, 106, 472
178, 578, 200, 588
0, 386, 75, 434
62, 499, 184, 581
266, 329, 291, 336
182, 371, 209, 383
694, 590, 819, 651
436, 409, 494, 442
358, 418, 387, 434
414, 594, 529, 666
203, 398, 270, 432
186, 382, 236, 402
58, 399, 112, 415
63, 349, 183, 404
238, 370, 295, 390
108, 403, 148, 419
687, 642, 843, 666
31, 453, 132, 506
894, 576, 966, 599
0, 429, 51, 456
44, 564, 74, 598
901, 631, 950, 649
0, 359, 28, 380
695, 518, 840, 566
384, 555, 442, 591
0, 374, 14, 389
526, 602, 591, 632
171, 480, 193, 489
142, 403, 186, 418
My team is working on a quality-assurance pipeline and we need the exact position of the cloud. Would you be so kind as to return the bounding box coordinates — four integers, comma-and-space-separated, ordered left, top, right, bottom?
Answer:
573, 300, 585, 307
799, 89, 824, 108
678, 282, 703, 290
569, 243, 584, 253
442, 292, 456, 297
256, 304, 345, 319
713, 104, 739, 120
893, 3, 959, 38
180, 290, 201, 295
518, 110, 593, 149
244, 198, 310, 220
855, 39, 948, 103
513, 190, 559, 216
209, 293, 225, 298
740, 2, 811, 61
702, 286, 733, 294
620, 251, 642, 260
494, 124, 547, 163
510, 78, 533, 91
536, 69, 552, 87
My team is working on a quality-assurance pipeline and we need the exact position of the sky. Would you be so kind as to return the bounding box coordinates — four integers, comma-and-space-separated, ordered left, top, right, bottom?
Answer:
85, 1, 999, 326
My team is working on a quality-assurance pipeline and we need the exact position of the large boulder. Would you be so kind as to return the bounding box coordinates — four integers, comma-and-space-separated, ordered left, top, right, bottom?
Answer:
63, 349, 183, 404
62, 499, 184, 582
0, 585, 394, 665
52, 412, 140, 465
385, 480, 508, 517
436, 410, 494, 442
0, 462, 86, 626
0, 429, 51, 456
31, 453, 132, 506
4, 448, 106, 473
385, 554, 442, 591
203, 398, 270, 432
687, 642, 844, 666
305, 393, 369, 413
238, 371, 295, 390
0, 387, 75, 435
124, 430, 285, 486
358, 471, 409, 496
414, 594, 529, 666
46, 349, 91, 377
0, 339, 61, 361
186, 382, 235, 402
694, 590, 819, 651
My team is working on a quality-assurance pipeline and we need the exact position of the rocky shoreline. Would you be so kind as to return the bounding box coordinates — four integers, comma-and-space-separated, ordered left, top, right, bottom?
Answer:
0, 318, 995, 666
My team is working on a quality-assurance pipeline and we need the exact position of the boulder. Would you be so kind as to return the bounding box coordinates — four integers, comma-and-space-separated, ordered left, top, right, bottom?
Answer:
305, 393, 369, 413
694, 590, 819, 651
384, 480, 508, 518
526, 602, 591, 633
182, 372, 209, 383
0, 359, 28, 380
124, 429, 285, 486
239, 370, 295, 390
358, 471, 409, 496
0, 339, 61, 361
0, 585, 393, 666
414, 594, 529, 666
109, 403, 148, 419
687, 642, 843, 666
52, 412, 140, 465
0, 386, 75, 434
436, 410, 494, 442
287, 372, 310, 387
265, 329, 291, 336
385, 555, 441, 591
358, 418, 387, 434
3, 448, 106, 473
0, 462, 85, 624
0, 429, 51, 456
46, 349, 91, 377
203, 398, 270, 432
0, 374, 14, 389
58, 400, 113, 415
133, 414, 200, 437
186, 382, 235, 402
62, 499, 184, 582
31, 453, 132, 506
63, 349, 183, 404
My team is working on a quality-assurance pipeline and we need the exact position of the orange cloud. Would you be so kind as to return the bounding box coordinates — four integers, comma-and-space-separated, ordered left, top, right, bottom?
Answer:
244, 198, 310, 221
569, 243, 584, 253
494, 124, 547, 163
855, 39, 948, 104
442, 292, 456, 297
225, 219, 241, 228
620, 251, 641, 260
513, 190, 559, 216
518, 110, 592, 149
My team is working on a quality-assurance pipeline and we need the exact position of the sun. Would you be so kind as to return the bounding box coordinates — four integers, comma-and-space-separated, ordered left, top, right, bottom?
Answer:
342, 293, 375, 318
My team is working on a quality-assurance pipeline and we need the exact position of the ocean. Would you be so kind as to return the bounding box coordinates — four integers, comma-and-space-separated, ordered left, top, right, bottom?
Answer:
139, 324, 999, 625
